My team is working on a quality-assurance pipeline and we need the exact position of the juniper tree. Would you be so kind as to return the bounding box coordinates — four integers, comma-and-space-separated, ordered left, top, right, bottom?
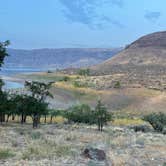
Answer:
0, 40, 10, 123
95, 100, 112, 131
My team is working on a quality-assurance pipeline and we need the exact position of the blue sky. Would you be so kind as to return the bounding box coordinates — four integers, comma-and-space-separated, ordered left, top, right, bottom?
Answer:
0, 0, 166, 49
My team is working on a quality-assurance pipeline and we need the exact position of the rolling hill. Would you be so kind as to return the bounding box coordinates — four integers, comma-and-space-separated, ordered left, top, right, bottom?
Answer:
91, 31, 166, 90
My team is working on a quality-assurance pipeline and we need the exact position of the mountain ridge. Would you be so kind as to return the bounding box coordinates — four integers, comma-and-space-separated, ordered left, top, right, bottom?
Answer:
3, 48, 121, 70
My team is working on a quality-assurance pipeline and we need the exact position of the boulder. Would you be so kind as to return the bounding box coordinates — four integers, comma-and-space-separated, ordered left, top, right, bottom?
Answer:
82, 148, 106, 161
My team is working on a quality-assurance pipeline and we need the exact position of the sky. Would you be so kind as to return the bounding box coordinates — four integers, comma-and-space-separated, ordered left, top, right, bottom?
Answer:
0, 0, 166, 49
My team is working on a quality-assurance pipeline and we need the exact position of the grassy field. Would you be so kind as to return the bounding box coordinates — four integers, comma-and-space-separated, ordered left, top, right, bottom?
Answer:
0, 123, 165, 166
16, 72, 166, 117
2, 72, 166, 165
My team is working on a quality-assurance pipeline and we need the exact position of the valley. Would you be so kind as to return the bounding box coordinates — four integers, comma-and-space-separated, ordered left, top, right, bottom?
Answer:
0, 31, 166, 166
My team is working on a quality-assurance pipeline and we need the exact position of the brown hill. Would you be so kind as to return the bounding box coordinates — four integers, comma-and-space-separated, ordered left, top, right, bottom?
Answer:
93, 31, 166, 68
91, 31, 166, 90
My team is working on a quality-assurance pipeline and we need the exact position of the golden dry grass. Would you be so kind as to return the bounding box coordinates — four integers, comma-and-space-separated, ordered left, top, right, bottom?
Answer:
0, 123, 165, 166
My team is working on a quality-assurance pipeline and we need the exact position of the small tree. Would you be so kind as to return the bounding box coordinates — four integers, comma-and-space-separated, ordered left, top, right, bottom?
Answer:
0, 40, 10, 67
114, 81, 121, 88
11, 94, 29, 124
95, 100, 112, 131
25, 81, 53, 127
25, 81, 53, 102
78, 68, 90, 76
0, 40, 10, 123
66, 104, 96, 124
24, 96, 49, 128
0, 91, 8, 123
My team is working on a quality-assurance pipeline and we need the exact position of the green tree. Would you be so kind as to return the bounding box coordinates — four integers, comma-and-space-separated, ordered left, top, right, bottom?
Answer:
95, 100, 112, 131
0, 40, 10, 123
66, 104, 96, 124
25, 81, 53, 102
25, 81, 53, 127
0, 91, 8, 123
114, 81, 121, 88
24, 96, 48, 128
78, 68, 90, 76
0, 40, 10, 67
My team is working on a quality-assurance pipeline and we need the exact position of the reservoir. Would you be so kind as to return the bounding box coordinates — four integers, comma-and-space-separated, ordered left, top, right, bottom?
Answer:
0, 68, 44, 89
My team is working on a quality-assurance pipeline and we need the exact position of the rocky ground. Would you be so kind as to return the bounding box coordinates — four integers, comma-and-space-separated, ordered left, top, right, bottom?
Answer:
0, 123, 165, 166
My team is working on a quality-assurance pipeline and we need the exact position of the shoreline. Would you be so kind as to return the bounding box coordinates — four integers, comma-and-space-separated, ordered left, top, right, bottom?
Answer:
0, 75, 25, 83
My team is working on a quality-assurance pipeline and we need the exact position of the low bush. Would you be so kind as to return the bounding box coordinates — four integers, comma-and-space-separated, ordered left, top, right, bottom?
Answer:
130, 125, 152, 133
65, 104, 96, 124
77, 68, 90, 76
64, 103, 113, 131
143, 112, 166, 133
31, 131, 42, 140
60, 76, 70, 82
0, 149, 15, 159
114, 81, 121, 88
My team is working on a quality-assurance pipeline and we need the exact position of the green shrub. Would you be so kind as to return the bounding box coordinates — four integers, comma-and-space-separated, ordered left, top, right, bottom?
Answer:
47, 70, 53, 73
0, 149, 15, 159
60, 76, 70, 82
143, 113, 166, 133
64, 103, 113, 130
31, 131, 41, 140
77, 68, 90, 76
65, 104, 96, 124
114, 81, 121, 88
130, 125, 152, 133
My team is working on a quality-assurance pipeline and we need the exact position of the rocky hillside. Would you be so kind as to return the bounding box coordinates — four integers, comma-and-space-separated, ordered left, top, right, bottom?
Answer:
91, 31, 166, 90
3, 48, 121, 70
94, 31, 166, 67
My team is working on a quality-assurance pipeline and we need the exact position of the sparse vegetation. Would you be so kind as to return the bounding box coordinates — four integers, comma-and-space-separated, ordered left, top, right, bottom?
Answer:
78, 68, 90, 76
65, 104, 96, 124
114, 81, 121, 88
143, 112, 166, 133
130, 125, 152, 133
1, 38, 166, 165
95, 100, 112, 131
0, 149, 15, 159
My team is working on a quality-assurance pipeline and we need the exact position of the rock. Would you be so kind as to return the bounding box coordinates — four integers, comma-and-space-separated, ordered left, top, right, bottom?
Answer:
162, 127, 166, 135
82, 148, 106, 161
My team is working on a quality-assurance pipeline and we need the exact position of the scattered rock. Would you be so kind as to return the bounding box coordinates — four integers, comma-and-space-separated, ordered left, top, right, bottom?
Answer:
82, 148, 106, 161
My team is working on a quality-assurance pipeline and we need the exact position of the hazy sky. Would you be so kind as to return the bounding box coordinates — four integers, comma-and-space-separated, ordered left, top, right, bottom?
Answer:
0, 0, 166, 49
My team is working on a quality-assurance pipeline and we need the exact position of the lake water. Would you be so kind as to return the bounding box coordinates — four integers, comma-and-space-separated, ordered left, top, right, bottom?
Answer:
0, 68, 46, 89
3, 80, 24, 89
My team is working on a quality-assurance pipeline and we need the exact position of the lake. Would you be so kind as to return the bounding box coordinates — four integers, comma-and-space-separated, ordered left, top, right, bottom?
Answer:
0, 68, 46, 89
3, 80, 24, 89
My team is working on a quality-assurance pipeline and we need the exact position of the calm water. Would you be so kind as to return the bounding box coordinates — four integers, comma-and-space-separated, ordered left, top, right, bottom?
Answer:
3, 80, 24, 89
0, 68, 46, 89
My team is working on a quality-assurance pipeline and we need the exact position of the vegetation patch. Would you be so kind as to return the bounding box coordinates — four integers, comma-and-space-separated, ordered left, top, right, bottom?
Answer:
112, 118, 145, 126
143, 112, 166, 134
0, 149, 15, 160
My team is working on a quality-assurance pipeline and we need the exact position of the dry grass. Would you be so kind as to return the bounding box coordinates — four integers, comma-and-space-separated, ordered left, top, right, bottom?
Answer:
0, 123, 165, 166
112, 118, 145, 126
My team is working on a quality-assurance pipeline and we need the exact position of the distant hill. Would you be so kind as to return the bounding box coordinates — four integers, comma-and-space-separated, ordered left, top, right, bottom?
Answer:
3, 48, 121, 70
93, 31, 166, 70
92, 31, 166, 90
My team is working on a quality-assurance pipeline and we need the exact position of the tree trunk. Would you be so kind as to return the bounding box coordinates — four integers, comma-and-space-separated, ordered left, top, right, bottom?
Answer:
21, 114, 24, 124
0, 113, 5, 124
6, 115, 10, 123
50, 116, 53, 124
44, 115, 47, 123
12, 115, 15, 121
23, 115, 27, 123
33, 114, 39, 128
